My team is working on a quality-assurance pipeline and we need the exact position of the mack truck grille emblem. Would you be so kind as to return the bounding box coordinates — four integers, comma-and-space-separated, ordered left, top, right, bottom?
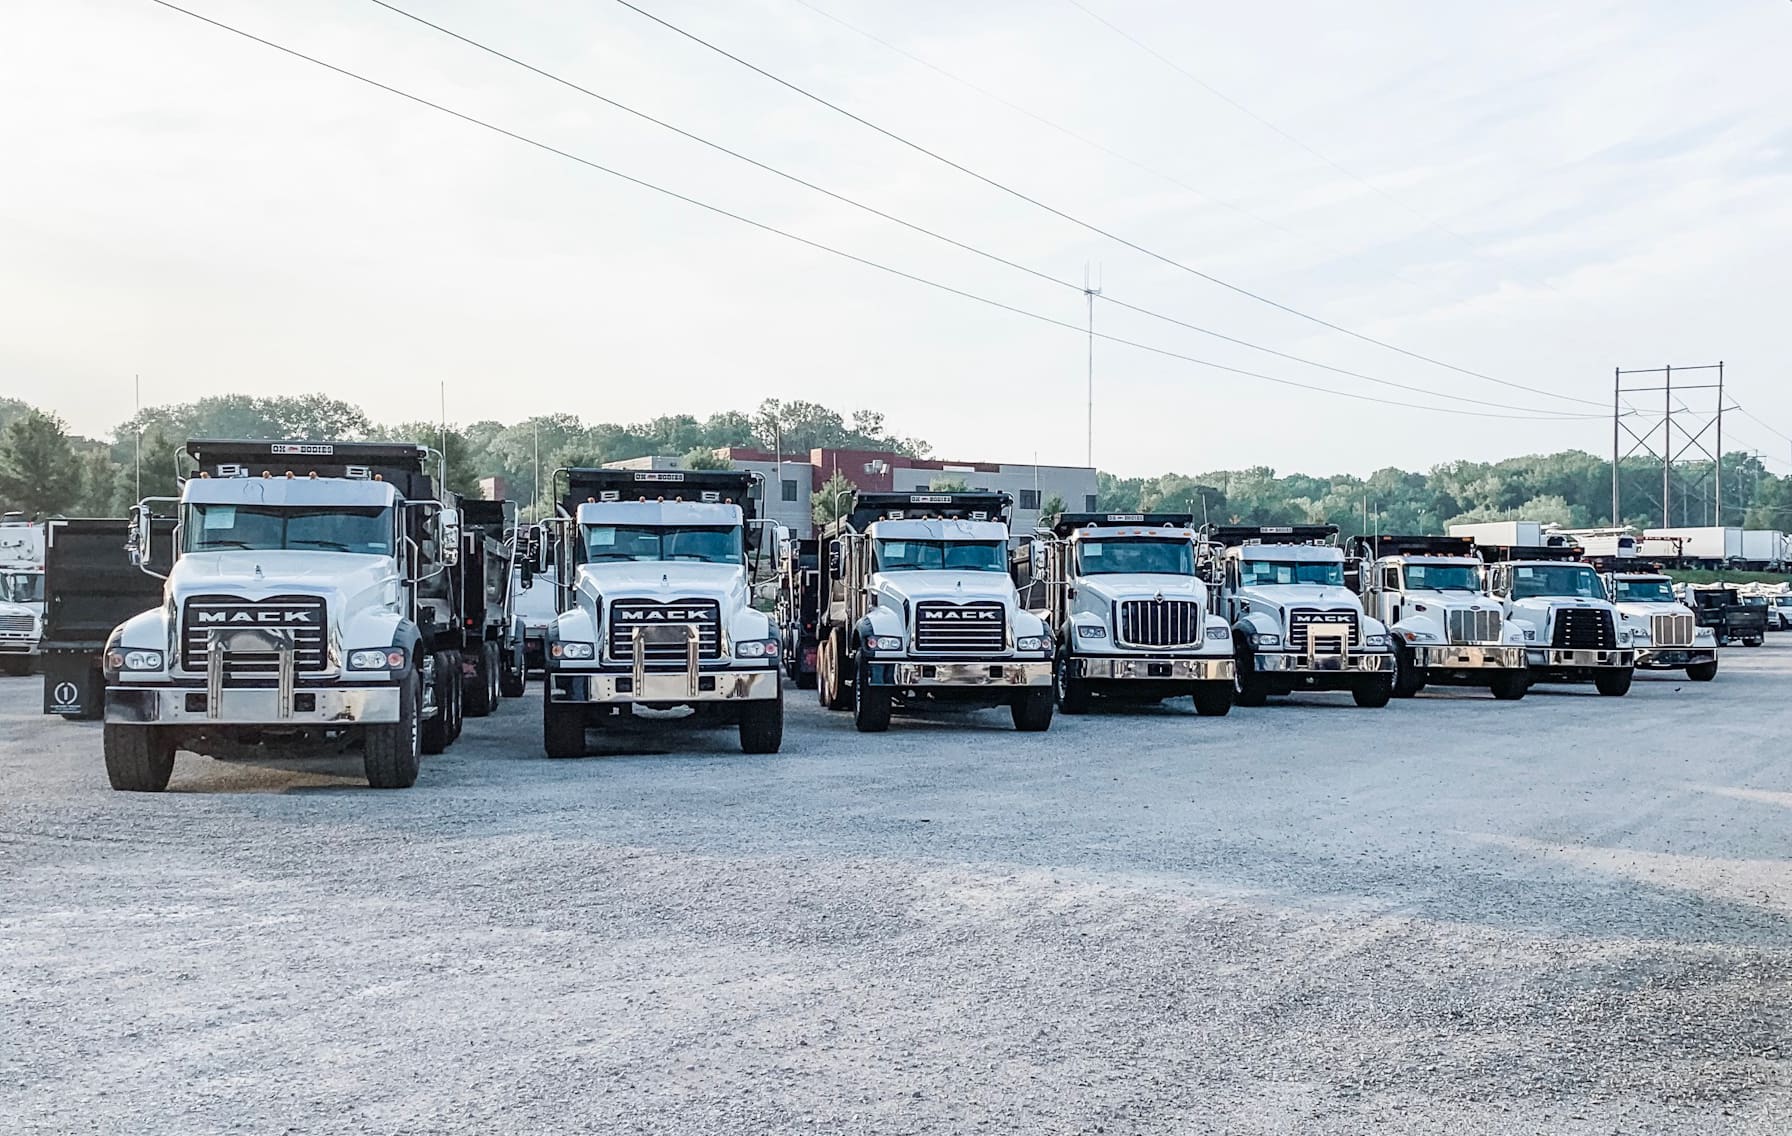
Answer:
1287, 609, 1359, 653
181, 595, 328, 677
915, 601, 1005, 654
608, 599, 720, 667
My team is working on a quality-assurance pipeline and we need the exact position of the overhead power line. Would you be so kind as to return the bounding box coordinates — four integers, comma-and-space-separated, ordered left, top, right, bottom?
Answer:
143, 0, 1602, 424
362, 0, 1592, 419
609, 0, 1609, 410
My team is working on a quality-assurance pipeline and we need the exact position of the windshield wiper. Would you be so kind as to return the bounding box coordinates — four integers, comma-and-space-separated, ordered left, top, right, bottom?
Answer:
293, 540, 353, 551
195, 539, 252, 550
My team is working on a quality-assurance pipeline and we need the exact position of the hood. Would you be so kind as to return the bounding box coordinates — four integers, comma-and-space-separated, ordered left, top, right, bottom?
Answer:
577, 560, 748, 610
872, 570, 1018, 610
1075, 573, 1205, 605
1236, 584, 1362, 613
170, 551, 398, 606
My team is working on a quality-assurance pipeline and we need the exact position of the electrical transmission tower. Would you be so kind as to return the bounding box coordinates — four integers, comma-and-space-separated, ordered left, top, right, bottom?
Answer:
1612, 362, 1725, 527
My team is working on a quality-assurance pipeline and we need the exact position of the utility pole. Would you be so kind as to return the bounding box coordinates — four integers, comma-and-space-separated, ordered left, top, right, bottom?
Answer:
1612, 362, 1724, 533
1084, 262, 1101, 470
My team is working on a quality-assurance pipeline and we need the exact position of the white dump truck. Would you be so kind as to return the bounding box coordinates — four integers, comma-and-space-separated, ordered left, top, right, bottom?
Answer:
0, 514, 46, 675
815, 491, 1055, 732
1348, 534, 1530, 700
1604, 571, 1718, 681
1206, 524, 1395, 708
102, 439, 472, 791
1020, 512, 1235, 716
1479, 543, 1635, 696
538, 468, 783, 757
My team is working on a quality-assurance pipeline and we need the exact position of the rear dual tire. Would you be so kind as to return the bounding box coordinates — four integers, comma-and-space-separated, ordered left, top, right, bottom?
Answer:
465, 641, 501, 718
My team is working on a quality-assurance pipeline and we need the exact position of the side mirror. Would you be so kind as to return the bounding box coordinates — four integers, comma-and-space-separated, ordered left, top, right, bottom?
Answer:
519, 560, 534, 589
126, 503, 152, 569
1030, 541, 1047, 577
439, 508, 462, 567
827, 540, 843, 576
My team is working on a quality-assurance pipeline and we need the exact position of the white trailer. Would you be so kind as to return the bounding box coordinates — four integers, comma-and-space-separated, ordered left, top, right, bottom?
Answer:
1740, 530, 1786, 570
1643, 527, 1742, 565
1447, 521, 1547, 548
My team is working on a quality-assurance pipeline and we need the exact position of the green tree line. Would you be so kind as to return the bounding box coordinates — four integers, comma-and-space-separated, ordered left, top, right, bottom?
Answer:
2, 393, 1787, 533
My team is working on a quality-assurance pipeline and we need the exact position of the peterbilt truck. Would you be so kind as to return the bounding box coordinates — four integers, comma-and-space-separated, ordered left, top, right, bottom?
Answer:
101, 439, 471, 792
0, 515, 46, 674
1604, 571, 1718, 681
1349, 534, 1530, 700
538, 468, 783, 757
1020, 512, 1234, 715
816, 491, 1054, 732
1206, 525, 1395, 708
1479, 544, 1636, 696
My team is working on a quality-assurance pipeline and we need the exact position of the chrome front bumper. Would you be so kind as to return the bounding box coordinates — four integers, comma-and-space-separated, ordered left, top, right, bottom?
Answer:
105, 685, 401, 725
1527, 648, 1635, 668
550, 668, 780, 704
1414, 645, 1526, 670
1073, 655, 1235, 681
1636, 648, 1716, 668
882, 660, 1053, 688
1254, 652, 1393, 674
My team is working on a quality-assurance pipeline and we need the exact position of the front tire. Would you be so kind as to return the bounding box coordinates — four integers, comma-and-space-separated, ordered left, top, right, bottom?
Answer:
1234, 649, 1269, 708
103, 723, 176, 792
1055, 649, 1091, 714
1352, 674, 1393, 708
1489, 670, 1530, 701
739, 688, 784, 753
853, 654, 892, 733
1594, 667, 1634, 697
363, 675, 422, 789
1191, 681, 1233, 717
1012, 687, 1054, 732
1686, 659, 1718, 682
1391, 642, 1424, 698
542, 681, 586, 758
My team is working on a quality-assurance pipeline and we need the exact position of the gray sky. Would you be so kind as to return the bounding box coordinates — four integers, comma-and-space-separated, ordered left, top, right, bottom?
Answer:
4, 0, 1790, 477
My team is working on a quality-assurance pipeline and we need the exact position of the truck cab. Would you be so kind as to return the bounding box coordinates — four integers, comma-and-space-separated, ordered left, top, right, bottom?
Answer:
1207, 525, 1394, 708
1350, 534, 1530, 700
540, 468, 783, 757
1481, 545, 1635, 696
1604, 572, 1718, 681
101, 439, 469, 792
817, 492, 1054, 733
1024, 512, 1234, 716
0, 516, 46, 675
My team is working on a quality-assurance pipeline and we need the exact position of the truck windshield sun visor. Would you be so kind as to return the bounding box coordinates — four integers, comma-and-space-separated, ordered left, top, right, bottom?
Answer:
582, 524, 743, 565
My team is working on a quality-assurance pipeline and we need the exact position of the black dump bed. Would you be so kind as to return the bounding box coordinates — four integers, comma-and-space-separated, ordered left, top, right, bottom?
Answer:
1346, 534, 1478, 560
1688, 585, 1767, 642
185, 438, 439, 502
458, 499, 517, 636
1049, 512, 1194, 538
1473, 543, 1584, 564
40, 517, 173, 718
1206, 524, 1338, 548
560, 468, 758, 523
839, 491, 1012, 533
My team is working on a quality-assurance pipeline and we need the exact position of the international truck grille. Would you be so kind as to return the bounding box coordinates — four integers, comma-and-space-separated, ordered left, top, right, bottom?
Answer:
1287, 609, 1358, 654
914, 601, 1006, 655
1551, 607, 1615, 650
0, 612, 34, 633
1446, 608, 1502, 645
1651, 612, 1694, 648
1118, 599, 1203, 648
180, 595, 328, 677
607, 598, 721, 667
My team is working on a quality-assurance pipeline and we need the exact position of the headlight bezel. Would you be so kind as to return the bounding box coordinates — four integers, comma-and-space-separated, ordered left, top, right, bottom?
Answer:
105, 648, 164, 672
863, 635, 902, 653
1205, 625, 1229, 641
347, 648, 409, 672
1363, 633, 1390, 649
1252, 632, 1282, 648
1016, 635, 1048, 653
734, 638, 782, 659
552, 640, 596, 660
1076, 624, 1108, 640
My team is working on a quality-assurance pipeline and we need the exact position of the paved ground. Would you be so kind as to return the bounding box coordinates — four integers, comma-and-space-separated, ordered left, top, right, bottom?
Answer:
1, 647, 1788, 1134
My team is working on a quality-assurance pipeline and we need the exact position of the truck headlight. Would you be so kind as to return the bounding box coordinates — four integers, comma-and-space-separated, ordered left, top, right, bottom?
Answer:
552, 641, 595, 660
1205, 626, 1229, 640
863, 635, 902, 652
1016, 636, 1047, 652
735, 638, 781, 658
1363, 633, 1389, 648
1252, 632, 1281, 648
348, 648, 408, 671
1076, 625, 1107, 640
105, 649, 163, 671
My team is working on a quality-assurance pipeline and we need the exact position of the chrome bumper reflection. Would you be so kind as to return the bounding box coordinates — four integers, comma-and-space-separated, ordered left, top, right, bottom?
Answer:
1414, 645, 1526, 669
1528, 648, 1634, 668
890, 660, 1053, 687
1636, 649, 1716, 668
105, 685, 400, 725
1254, 652, 1393, 674
551, 669, 780, 704
1074, 655, 1235, 681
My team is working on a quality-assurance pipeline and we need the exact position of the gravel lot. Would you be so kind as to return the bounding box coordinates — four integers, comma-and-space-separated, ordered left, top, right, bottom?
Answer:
2, 647, 1788, 1134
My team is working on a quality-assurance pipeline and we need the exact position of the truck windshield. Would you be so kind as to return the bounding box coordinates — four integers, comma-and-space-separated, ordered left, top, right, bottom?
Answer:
1613, 579, 1675, 603
1077, 538, 1193, 575
875, 539, 1006, 572
1403, 563, 1480, 591
583, 524, 742, 565
0, 570, 43, 604
1510, 565, 1603, 599
185, 504, 395, 555
1239, 559, 1344, 587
